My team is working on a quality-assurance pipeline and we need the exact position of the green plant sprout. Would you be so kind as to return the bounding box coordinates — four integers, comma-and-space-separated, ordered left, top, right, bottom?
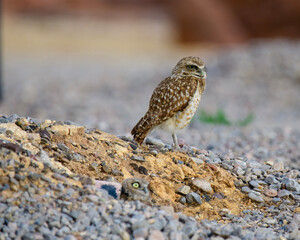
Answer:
198, 108, 254, 126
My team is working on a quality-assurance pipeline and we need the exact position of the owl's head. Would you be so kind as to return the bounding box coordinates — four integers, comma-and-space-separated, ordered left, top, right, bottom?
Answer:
121, 178, 150, 202
172, 56, 207, 79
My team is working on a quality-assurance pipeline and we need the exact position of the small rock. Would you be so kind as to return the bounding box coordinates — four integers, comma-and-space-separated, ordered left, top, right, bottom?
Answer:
160, 206, 175, 215
191, 157, 204, 164
212, 193, 225, 199
221, 163, 233, 170
95, 180, 122, 199
286, 179, 300, 192
148, 230, 164, 240
263, 218, 277, 225
191, 178, 213, 194
252, 168, 262, 175
89, 162, 99, 172
129, 143, 138, 150
64, 235, 77, 240
272, 197, 281, 203
254, 227, 276, 240
182, 221, 197, 237
186, 192, 202, 205
273, 162, 284, 171
265, 176, 278, 184
179, 197, 187, 204
67, 152, 83, 162
39, 150, 52, 166
219, 224, 234, 237
234, 167, 244, 176
112, 169, 124, 176
146, 137, 165, 148
249, 180, 260, 188
176, 185, 191, 195
248, 192, 264, 203
242, 186, 252, 193
286, 170, 299, 179
102, 165, 111, 173
264, 189, 278, 197
133, 228, 148, 239
149, 150, 158, 156
86, 195, 99, 202
130, 155, 146, 162
138, 166, 148, 175
57, 143, 69, 153
278, 189, 291, 197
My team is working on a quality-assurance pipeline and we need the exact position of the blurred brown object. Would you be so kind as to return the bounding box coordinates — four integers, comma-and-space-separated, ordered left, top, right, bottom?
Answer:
164, 0, 248, 43
227, 0, 300, 39
3, 0, 300, 43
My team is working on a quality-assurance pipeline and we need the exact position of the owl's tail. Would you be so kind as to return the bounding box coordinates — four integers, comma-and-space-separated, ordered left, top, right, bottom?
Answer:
131, 112, 152, 145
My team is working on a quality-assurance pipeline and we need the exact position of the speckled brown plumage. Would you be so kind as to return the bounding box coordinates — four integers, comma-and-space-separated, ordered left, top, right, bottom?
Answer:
121, 178, 150, 203
131, 56, 207, 149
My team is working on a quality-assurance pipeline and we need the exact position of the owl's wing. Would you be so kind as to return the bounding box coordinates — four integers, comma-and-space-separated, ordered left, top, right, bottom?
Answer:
148, 75, 199, 126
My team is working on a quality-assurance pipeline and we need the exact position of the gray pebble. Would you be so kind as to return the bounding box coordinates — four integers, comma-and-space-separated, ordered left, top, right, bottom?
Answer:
241, 186, 251, 193
179, 197, 187, 204
252, 168, 262, 176
221, 163, 233, 170
149, 150, 158, 156
186, 192, 202, 205
190, 157, 204, 164
286, 179, 300, 192
249, 180, 260, 188
39, 150, 52, 166
248, 192, 264, 203
133, 228, 148, 239
265, 176, 278, 184
145, 137, 165, 148
182, 221, 197, 237
58, 143, 69, 153
219, 224, 234, 237
130, 155, 146, 162
272, 197, 281, 203
64, 235, 77, 240
278, 189, 291, 197
234, 167, 245, 176
255, 227, 277, 240
67, 152, 84, 162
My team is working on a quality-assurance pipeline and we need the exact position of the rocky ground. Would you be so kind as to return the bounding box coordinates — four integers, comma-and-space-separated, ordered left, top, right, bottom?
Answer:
1, 17, 300, 239
0, 115, 299, 240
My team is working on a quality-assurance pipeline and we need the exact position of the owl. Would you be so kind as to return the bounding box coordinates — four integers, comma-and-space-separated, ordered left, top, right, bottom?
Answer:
121, 178, 151, 203
131, 56, 207, 149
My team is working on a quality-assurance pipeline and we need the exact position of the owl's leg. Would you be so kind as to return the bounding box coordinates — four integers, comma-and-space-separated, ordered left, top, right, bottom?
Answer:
172, 133, 180, 150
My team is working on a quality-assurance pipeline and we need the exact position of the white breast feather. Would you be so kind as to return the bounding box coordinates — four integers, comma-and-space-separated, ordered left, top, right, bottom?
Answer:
158, 83, 201, 134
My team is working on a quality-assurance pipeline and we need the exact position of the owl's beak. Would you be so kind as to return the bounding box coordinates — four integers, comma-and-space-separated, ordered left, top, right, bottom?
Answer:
143, 188, 148, 194
198, 69, 206, 79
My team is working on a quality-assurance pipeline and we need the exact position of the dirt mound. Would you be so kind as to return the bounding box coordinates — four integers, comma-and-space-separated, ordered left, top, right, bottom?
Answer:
0, 118, 257, 221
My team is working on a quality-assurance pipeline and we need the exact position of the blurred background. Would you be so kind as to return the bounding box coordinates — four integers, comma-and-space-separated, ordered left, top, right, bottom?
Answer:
2, 0, 300, 144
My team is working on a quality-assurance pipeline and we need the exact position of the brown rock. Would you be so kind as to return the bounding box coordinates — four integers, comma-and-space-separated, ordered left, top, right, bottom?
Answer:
49, 125, 85, 136
176, 185, 191, 195
273, 162, 284, 171
148, 230, 165, 240
264, 189, 278, 197
191, 178, 213, 194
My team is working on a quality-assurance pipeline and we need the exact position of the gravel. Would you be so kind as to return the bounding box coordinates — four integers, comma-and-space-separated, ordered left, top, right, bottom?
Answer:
1, 117, 298, 239
2, 40, 300, 239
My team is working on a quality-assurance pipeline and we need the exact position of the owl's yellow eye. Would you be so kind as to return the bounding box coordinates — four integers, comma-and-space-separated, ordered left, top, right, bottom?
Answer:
187, 65, 197, 70
132, 182, 140, 188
